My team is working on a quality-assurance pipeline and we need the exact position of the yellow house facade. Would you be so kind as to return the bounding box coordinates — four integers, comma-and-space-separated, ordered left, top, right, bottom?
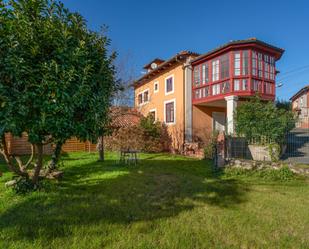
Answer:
134, 51, 198, 151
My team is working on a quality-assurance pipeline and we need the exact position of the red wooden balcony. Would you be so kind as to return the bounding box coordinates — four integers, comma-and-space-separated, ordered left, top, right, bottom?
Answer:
191, 39, 284, 105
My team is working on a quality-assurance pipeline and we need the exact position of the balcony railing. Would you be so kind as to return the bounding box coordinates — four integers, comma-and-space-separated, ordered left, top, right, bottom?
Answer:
193, 78, 275, 103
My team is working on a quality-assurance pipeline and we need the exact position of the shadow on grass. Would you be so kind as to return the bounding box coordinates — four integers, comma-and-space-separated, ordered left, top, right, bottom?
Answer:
0, 155, 249, 242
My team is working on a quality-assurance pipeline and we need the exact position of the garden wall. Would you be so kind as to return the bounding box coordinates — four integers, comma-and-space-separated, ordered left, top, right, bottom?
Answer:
4, 133, 96, 155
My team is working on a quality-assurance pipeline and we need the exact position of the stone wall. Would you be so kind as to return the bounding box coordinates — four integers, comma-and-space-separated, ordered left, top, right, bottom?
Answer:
226, 159, 309, 175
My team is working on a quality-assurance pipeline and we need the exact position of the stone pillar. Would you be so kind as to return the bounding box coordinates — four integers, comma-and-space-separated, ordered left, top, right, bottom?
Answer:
225, 96, 238, 135
184, 58, 193, 142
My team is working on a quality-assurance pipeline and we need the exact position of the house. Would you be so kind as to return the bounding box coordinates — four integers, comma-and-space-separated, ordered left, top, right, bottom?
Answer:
290, 85, 309, 128
134, 38, 284, 150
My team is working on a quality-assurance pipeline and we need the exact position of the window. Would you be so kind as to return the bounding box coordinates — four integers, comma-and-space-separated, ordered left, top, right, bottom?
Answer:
253, 80, 261, 92
212, 60, 219, 81
221, 81, 230, 94
202, 63, 209, 83
138, 93, 143, 105
264, 82, 272, 94
144, 90, 149, 102
242, 51, 249, 75
204, 86, 210, 97
164, 100, 175, 124
221, 55, 230, 79
264, 55, 270, 79
234, 52, 241, 76
212, 84, 220, 95
258, 53, 263, 78
220, 54, 230, 79
234, 80, 240, 91
149, 109, 156, 121
270, 56, 275, 80
165, 75, 174, 95
194, 66, 201, 86
137, 89, 149, 105
242, 79, 248, 91
252, 51, 258, 76
154, 82, 159, 93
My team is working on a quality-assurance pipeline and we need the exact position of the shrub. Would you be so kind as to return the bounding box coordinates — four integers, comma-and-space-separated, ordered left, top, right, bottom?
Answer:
105, 114, 171, 152
203, 131, 219, 160
235, 97, 295, 145
223, 166, 295, 181
12, 177, 39, 194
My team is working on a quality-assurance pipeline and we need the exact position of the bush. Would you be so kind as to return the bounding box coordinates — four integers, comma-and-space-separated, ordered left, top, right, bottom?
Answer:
12, 177, 39, 194
236, 96, 295, 144
105, 114, 171, 152
223, 166, 295, 181
203, 131, 219, 160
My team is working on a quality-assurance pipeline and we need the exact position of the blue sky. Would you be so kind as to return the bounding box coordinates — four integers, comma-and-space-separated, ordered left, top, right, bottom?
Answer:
63, 0, 309, 100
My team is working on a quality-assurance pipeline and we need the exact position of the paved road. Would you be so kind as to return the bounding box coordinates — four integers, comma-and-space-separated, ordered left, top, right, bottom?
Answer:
282, 128, 309, 164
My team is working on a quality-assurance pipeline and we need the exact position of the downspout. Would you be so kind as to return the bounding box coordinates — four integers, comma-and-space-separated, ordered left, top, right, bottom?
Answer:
183, 59, 186, 152
177, 55, 187, 153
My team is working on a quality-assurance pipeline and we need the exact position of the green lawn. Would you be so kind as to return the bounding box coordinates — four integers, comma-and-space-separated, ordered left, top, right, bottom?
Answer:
0, 152, 308, 249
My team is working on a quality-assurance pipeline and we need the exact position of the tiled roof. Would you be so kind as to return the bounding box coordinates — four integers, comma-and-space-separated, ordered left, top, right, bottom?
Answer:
143, 58, 165, 69
109, 107, 142, 128
290, 85, 309, 101
134, 51, 199, 86
192, 38, 285, 64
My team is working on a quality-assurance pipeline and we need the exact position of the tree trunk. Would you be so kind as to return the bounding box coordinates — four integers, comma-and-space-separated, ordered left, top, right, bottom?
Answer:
98, 136, 104, 162
48, 141, 63, 172
32, 143, 43, 185
0, 134, 29, 178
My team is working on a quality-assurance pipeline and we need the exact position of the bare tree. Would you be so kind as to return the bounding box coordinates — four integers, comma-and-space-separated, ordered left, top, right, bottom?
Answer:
113, 50, 137, 107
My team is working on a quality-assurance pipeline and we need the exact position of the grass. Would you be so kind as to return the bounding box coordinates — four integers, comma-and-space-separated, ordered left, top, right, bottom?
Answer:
0, 152, 308, 249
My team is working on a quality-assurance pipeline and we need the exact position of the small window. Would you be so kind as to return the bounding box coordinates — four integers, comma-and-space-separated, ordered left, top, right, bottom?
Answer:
154, 82, 159, 93
194, 66, 201, 86
202, 63, 209, 83
234, 80, 240, 91
213, 84, 220, 95
165, 76, 174, 95
258, 53, 263, 78
222, 81, 230, 94
212, 60, 219, 81
242, 79, 248, 91
144, 90, 149, 102
242, 51, 249, 75
165, 100, 175, 124
252, 51, 258, 76
138, 93, 143, 105
234, 52, 241, 76
149, 109, 156, 121
137, 89, 149, 105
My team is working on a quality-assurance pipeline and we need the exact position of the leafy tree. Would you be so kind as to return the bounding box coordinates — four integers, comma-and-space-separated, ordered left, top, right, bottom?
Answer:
235, 97, 295, 144
276, 99, 292, 111
0, 0, 116, 184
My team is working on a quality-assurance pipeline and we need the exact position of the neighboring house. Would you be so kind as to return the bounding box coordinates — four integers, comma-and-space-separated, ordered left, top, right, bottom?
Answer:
134, 38, 284, 149
290, 85, 309, 128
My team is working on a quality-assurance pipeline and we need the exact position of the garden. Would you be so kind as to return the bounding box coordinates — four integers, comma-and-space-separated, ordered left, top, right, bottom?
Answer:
1, 152, 308, 249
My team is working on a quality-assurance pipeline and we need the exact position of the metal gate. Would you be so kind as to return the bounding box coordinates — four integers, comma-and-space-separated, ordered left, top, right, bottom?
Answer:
282, 116, 309, 164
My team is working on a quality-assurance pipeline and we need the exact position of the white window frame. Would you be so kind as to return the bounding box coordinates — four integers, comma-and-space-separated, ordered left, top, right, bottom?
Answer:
164, 98, 176, 125
149, 108, 157, 121
154, 81, 159, 93
212, 60, 219, 82
137, 88, 150, 106
212, 84, 220, 95
234, 52, 241, 76
234, 79, 240, 91
165, 75, 174, 95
